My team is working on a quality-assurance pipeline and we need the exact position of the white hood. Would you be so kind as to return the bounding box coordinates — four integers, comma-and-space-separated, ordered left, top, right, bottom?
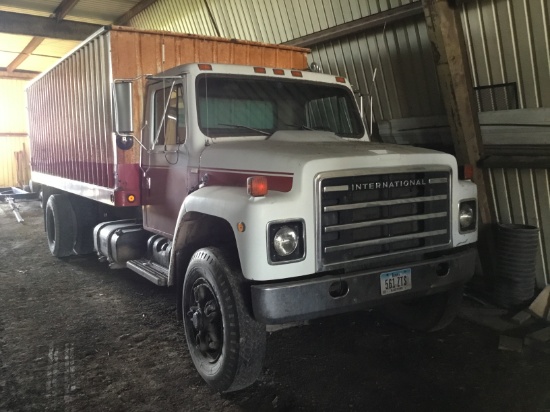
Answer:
199, 131, 456, 179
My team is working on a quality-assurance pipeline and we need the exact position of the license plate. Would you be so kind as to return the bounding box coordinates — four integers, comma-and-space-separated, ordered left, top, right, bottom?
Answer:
380, 268, 412, 296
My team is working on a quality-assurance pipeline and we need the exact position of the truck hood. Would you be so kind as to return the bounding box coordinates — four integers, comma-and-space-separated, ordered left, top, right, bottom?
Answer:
198, 131, 457, 192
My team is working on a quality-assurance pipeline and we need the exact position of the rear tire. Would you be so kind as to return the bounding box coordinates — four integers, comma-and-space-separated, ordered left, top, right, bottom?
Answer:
382, 286, 464, 332
45, 194, 76, 257
70, 196, 97, 255
182, 247, 266, 392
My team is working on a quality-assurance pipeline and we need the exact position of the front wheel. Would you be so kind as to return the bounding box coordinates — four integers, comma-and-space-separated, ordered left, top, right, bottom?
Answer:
182, 247, 266, 392
382, 286, 464, 332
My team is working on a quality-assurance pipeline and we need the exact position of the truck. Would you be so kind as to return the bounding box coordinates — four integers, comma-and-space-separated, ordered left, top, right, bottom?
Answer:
26, 26, 478, 392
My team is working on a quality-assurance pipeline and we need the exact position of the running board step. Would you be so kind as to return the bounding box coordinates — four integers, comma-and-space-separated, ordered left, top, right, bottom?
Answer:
126, 258, 168, 286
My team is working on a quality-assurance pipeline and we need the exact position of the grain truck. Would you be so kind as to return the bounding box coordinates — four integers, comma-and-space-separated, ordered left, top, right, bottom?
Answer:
26, 26, 478, 392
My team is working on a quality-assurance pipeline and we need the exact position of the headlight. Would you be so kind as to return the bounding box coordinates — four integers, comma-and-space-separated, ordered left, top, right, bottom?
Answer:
274, 226, 298, 256
268, 220, 305, 264
459, 201, 477, 232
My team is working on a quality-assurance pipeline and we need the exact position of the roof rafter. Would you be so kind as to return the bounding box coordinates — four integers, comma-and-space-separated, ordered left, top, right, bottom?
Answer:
0, 11, 100, 40
53, 0, 81, 21
7, 37, 46, 73
0, 69, 39, 80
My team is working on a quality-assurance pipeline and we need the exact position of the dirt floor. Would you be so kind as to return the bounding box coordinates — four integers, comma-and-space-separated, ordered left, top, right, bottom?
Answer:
1, 200, 550, 412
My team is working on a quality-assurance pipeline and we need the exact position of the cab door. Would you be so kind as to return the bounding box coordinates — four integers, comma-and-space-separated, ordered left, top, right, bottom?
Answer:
141, 80, 189, 238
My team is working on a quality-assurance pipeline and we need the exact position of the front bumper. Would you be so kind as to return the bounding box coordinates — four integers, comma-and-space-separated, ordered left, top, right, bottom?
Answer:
251, 246, 476, 324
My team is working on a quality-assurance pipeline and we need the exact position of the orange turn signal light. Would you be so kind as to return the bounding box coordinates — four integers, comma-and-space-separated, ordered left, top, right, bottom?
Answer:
247, 176, 268, 197
463, 164, 474, 180
127, 194, 136, 203
198, 63, 212, 71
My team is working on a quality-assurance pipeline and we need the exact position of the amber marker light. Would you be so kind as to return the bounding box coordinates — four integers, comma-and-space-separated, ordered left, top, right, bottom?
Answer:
335, 76, 346, 83
273, 68, 285, 75
291, 70, 303, 77
247, 176, 268, 197
254, 67, 267, 73
198, 63, 212, 70
237, 222, 246, 232
127, 194, 136, 203
462, 164, 474, 180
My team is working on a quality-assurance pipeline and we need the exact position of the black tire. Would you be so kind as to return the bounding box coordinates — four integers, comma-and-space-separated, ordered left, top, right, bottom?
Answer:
45, 194, 76, 257
182, 247, 266, 393
382, 286, 464, 332
70, 196, 97, 255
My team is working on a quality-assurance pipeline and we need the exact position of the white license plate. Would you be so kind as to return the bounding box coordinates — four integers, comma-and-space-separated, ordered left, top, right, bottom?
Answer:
380, 268, 412, 296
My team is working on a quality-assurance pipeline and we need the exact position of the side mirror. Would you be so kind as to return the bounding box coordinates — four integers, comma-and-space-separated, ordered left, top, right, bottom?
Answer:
113, 81, 133, 135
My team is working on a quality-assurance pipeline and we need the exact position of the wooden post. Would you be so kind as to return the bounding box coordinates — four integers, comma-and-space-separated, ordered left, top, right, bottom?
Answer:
422, 0, 496, 277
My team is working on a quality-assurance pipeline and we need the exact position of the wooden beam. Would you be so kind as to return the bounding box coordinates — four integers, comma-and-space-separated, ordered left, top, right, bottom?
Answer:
0, 133, 28, 137
0, 69, 39, 80
53, 0, 81, 21
422, 0, 497, 277
285, 3, 423, 47
7, 37, 45, 73
0, 11, 100, 40
115, 0, 159, 25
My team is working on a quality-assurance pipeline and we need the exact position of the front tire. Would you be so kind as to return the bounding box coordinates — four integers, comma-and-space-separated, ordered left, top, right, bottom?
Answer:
45, 194, 76, 257
182, 247, 266, 392
382, 286, 464, 332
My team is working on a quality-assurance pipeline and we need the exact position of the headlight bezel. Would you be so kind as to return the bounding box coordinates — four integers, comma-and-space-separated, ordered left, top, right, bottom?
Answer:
458, 199, 477, 233
267, 219, 306, 265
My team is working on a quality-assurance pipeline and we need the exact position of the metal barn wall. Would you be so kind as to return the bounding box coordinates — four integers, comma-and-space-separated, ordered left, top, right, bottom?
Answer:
309, 14, 443, 124
0, 79, 30, 187
489, 168, 550, 287
461, 0, 550, 109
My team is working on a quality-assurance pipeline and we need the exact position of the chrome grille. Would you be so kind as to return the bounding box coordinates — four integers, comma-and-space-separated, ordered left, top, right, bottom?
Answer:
317, 169, 451, 270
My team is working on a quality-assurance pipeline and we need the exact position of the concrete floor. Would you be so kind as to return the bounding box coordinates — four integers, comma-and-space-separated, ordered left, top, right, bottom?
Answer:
1, 200, 550, 412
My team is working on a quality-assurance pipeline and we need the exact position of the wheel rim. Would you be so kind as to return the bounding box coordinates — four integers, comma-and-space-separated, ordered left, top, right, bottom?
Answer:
185, 277, 223, 362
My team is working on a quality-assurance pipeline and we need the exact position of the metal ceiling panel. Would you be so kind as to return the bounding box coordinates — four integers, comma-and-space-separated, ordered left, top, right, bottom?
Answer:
16, 54, 59, 72
67, 0, 142, 25
33, 39, 81, 59
128, 0, 216, 36
0, 0, 58, 16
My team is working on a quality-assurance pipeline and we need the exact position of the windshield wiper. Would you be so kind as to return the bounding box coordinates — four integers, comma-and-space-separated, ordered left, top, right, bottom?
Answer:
283, 123, 313, 131
218, 123, 271, 136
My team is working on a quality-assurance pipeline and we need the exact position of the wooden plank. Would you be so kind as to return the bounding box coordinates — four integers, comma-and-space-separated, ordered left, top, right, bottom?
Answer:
422, 0, 494, 222
422, 0, 497, 277
0, 70, 38, 80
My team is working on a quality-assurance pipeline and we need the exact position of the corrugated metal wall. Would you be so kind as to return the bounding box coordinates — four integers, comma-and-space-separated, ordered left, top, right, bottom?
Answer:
0, 79, 30, 187
128, 0, 550, 285
461, 0, 550, 109
309, 14, 443, 122
489, 169, 550, 287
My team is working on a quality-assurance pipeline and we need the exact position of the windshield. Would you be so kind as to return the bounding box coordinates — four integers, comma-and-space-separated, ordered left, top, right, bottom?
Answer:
196, 74, 364, 138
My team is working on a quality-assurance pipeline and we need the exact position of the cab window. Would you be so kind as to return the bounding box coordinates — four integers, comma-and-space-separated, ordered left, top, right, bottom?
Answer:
154, 85, 185, 145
